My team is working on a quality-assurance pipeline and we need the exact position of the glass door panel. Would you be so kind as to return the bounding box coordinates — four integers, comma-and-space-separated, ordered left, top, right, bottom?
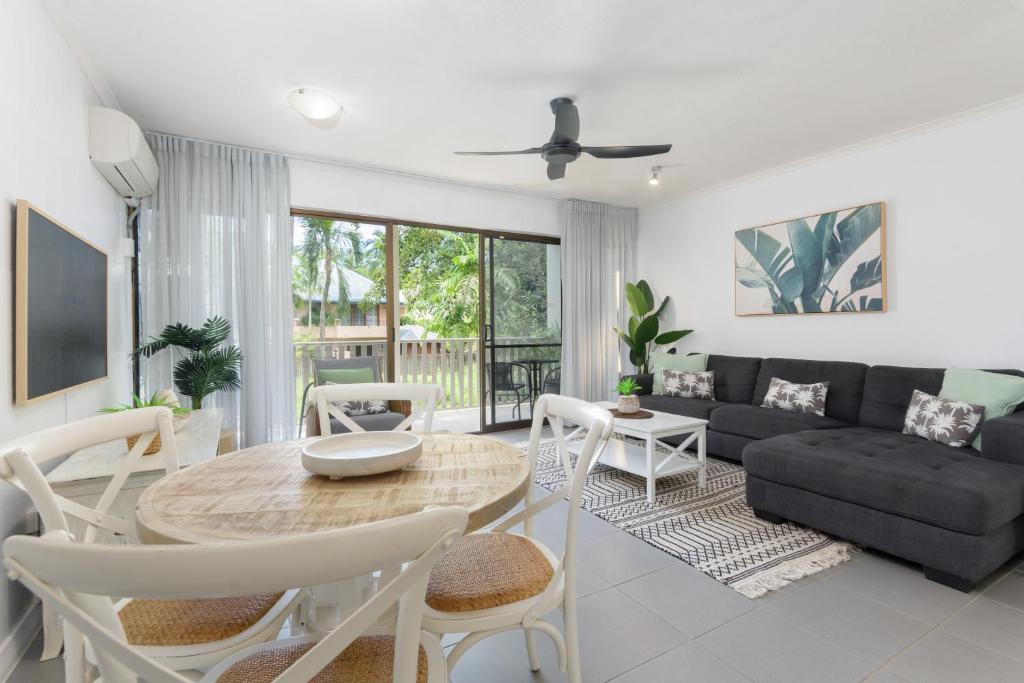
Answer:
482, 235, 561, 431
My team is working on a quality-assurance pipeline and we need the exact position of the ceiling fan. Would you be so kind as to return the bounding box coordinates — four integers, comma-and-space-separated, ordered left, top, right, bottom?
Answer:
455, 98, 672, 180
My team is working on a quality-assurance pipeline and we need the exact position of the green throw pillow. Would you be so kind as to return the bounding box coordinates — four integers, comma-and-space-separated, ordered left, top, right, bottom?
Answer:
939, 368, 1024, 450
651, 352, 708, 394
317, 367, 375, 385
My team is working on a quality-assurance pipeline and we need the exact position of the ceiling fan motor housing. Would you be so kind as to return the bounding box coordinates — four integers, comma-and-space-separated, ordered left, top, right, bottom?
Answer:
541, 142, 581, 164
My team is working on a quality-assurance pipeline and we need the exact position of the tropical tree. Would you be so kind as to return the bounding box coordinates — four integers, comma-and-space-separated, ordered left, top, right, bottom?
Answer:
299, 217, 363, 340
291, 246, 322, 326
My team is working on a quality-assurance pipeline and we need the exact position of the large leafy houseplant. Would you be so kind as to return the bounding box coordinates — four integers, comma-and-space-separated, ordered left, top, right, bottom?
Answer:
613, 280, 692, 374
132, 316, 242, 410
735, 203, 884, 313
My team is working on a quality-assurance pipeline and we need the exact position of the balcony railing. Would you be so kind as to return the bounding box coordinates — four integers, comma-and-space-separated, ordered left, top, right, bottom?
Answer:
294, 337, 560, 413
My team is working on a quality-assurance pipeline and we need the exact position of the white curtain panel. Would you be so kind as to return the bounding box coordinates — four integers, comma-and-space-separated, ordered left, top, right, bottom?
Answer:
560, 199, 638, 401
139, 134, 294, 446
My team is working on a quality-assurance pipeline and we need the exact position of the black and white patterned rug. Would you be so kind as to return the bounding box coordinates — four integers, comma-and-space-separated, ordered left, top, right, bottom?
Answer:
524, 436, 853, 598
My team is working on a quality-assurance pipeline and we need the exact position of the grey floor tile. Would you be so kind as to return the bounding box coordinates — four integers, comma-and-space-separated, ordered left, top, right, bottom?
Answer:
610, 642, 751, 682
765, 578, 931, 664
864, 670, 911, 682
982, 569, 1024, 611
821, 551, 973, 625
887, 631, 1024, 683
941, 596, 1024, 663
576, 531, 677, 585
619, 564, 756, 638
7, 631, 63, 683
575, 587, 688, 682
575, 562, 612, 598
697, 605, 876, 683
448, 626, 567, 683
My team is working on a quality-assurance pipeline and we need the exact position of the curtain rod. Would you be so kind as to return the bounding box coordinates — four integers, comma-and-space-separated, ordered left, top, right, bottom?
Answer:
144, 129, 567, 203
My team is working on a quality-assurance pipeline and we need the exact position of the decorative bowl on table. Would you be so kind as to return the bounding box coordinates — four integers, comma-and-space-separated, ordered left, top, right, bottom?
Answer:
301, 432, 423, 479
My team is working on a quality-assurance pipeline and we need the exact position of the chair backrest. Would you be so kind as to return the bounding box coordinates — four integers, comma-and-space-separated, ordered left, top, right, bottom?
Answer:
312, 356, 383, 385
0, 407, 180, 543
315, 383, 442, 435
3, 506, 468, 683
493, 394, 613, 616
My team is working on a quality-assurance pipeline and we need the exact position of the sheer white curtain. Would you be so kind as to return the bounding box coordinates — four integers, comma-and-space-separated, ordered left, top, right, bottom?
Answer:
139, 134, 294, 446
560, 199, 638, 401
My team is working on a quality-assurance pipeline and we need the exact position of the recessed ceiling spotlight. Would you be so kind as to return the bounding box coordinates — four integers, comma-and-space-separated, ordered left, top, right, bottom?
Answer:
287, 87, 342, 120
649, 166, 661, 186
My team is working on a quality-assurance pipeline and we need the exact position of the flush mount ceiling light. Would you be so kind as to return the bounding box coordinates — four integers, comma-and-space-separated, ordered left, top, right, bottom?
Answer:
287, 87, 342, 120
649, 166, 662, 185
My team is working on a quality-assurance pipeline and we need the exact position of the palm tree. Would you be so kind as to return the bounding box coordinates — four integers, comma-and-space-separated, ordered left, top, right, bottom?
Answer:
299, 217, 363, 340
292, 246, 322, 327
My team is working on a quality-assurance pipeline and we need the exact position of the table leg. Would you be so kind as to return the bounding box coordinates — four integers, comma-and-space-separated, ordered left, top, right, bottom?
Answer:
646, 437, 656, 503
697, 427, 707, 489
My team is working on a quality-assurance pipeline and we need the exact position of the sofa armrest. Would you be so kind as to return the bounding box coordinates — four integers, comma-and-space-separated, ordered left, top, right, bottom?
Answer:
980, 412, 1024, 466
622, 373, 653, 396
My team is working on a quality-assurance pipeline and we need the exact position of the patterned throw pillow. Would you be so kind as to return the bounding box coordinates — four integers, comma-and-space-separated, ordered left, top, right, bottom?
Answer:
324, 383, 389, 417
903, 389, 985, 448
662, 370, 715, 400
761, 377, 829, 416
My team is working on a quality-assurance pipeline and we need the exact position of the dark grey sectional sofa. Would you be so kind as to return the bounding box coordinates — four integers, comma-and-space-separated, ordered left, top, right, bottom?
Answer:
629, 355, 1024, 591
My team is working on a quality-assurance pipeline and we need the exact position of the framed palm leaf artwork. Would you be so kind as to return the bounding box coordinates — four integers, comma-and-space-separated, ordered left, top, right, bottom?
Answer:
734, 201, 886, 316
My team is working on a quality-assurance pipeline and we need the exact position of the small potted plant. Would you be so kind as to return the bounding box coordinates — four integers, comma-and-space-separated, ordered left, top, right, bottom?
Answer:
615, 377, 642, 415
100, 391, 191, 456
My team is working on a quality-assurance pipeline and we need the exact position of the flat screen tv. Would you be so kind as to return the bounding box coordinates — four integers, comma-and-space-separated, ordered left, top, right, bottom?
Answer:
15, 200, 108, 404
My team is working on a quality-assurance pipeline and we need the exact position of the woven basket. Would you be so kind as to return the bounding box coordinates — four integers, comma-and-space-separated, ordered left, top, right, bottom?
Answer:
126, 433, 162, 456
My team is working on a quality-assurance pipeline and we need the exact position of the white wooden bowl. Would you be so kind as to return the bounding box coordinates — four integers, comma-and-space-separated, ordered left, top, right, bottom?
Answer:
301, 432, 423, 479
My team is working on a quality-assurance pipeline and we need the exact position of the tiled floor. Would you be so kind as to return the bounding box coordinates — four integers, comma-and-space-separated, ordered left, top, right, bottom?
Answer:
9, 427, 1024, 683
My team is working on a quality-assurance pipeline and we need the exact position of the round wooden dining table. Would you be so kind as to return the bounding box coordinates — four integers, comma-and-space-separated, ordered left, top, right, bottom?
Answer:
135, 432, 530, 545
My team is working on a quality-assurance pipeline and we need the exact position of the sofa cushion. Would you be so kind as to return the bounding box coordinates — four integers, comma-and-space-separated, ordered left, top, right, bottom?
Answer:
707, 355, 761, 404
639, 395, 723, 421
710, 404, 848, 440
743, 427, 1024, 535
753, 358, 867, 424
859, 365, 945, 431
329, 411, 406, 434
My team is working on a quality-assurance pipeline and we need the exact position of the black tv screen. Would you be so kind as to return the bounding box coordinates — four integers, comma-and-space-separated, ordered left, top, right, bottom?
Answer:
15, 200, 108, 404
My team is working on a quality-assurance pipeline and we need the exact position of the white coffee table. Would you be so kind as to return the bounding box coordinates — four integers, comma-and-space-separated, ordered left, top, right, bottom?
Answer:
592, 401, 707, 503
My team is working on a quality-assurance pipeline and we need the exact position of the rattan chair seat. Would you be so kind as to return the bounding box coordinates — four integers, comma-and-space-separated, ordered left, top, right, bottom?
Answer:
118, 592, 285, 647
425, 532, 554, 613
215, 635, 428, 682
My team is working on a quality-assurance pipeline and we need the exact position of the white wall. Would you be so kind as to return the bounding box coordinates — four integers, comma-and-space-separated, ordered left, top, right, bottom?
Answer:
0, 0, 130, 671
638, 104, 1024, 369
290, 159, 560, 236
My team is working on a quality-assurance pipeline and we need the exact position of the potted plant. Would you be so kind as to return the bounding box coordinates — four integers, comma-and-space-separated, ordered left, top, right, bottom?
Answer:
613, 279, 692, 378
615, 377, 642, 415
131, 316, 242, 410
100, 391, 190, 456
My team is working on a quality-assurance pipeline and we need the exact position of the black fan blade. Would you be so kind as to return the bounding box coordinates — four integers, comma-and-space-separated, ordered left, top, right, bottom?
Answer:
547, 162, 566, 180
549, 98, 580, 143
582, 144, 672, 158
454, 148, 543, 156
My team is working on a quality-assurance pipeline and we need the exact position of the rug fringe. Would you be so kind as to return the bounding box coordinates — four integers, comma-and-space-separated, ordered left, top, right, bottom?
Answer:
731, 544, 853, 598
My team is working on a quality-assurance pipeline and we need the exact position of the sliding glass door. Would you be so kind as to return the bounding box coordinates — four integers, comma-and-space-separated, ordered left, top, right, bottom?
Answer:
480, 234, 562, 431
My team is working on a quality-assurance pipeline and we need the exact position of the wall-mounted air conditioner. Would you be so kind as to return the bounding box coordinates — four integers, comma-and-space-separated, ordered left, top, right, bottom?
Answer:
89, 106, 159, 200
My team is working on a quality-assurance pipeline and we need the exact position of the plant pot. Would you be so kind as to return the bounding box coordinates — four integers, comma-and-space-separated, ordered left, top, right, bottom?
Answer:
617, 395, 641, 414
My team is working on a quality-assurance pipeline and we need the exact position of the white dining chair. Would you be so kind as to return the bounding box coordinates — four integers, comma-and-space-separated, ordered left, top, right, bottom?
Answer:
420, 394, 614, 683
0, 408, 303, 682
3, 506, 468, 683
314, 382, 442, 435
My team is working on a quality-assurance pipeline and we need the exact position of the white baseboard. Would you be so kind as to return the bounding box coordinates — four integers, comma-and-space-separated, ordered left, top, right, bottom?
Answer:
0, 600, 42, 683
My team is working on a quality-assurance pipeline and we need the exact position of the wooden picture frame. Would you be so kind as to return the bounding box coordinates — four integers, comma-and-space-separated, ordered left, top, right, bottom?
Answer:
733, 201, 886, 316
15, 199, 109, 405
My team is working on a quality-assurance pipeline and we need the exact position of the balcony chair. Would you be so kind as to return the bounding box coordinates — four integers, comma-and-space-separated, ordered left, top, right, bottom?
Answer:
485, 361, 531, 420
542, 366, 561, 395
420, 394, 614, 683
313, 383, 442, 435
300, 356, 412, 436
3, 506, 468, 683
0, 408, 304, 683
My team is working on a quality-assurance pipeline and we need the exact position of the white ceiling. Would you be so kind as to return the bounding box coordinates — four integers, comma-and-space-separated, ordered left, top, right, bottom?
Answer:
57, 0, 1024, 207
